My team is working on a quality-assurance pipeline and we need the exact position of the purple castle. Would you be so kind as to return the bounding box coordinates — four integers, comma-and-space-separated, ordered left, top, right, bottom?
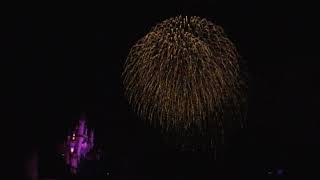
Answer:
64, 116, 94, 174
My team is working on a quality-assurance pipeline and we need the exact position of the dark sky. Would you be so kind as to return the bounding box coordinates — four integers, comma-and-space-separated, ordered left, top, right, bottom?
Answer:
1, 1, 319, 178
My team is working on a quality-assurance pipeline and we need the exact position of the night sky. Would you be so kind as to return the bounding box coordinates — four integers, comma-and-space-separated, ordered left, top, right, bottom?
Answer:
1, 1, 319, 179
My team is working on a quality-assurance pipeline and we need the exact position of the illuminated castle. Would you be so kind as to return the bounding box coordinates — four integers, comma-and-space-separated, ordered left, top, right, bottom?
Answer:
64, 115, 94, 174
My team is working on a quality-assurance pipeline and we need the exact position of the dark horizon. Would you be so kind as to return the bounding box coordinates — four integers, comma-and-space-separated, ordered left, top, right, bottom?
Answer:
1, 1, 319, 179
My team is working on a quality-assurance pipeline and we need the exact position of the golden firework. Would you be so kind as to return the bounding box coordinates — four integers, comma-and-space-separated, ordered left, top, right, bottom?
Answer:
123, 16, 247, 138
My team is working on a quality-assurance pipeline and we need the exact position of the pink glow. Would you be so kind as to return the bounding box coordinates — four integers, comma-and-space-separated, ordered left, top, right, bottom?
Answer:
64, 115, 95, 174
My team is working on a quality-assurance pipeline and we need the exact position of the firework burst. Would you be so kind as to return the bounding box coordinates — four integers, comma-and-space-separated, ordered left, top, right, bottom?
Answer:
123, 16, 247, 145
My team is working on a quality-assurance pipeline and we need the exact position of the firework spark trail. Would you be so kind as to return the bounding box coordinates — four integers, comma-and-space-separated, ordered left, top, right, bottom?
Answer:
123, 16, 247, 145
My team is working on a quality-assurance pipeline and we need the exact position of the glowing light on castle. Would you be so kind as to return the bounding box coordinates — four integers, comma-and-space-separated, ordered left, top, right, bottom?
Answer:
64, 115, 94, 174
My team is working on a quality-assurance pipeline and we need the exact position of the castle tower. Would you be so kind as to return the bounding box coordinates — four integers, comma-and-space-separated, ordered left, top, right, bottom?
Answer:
89, 129, 94, 148
78, 117, 86, 135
